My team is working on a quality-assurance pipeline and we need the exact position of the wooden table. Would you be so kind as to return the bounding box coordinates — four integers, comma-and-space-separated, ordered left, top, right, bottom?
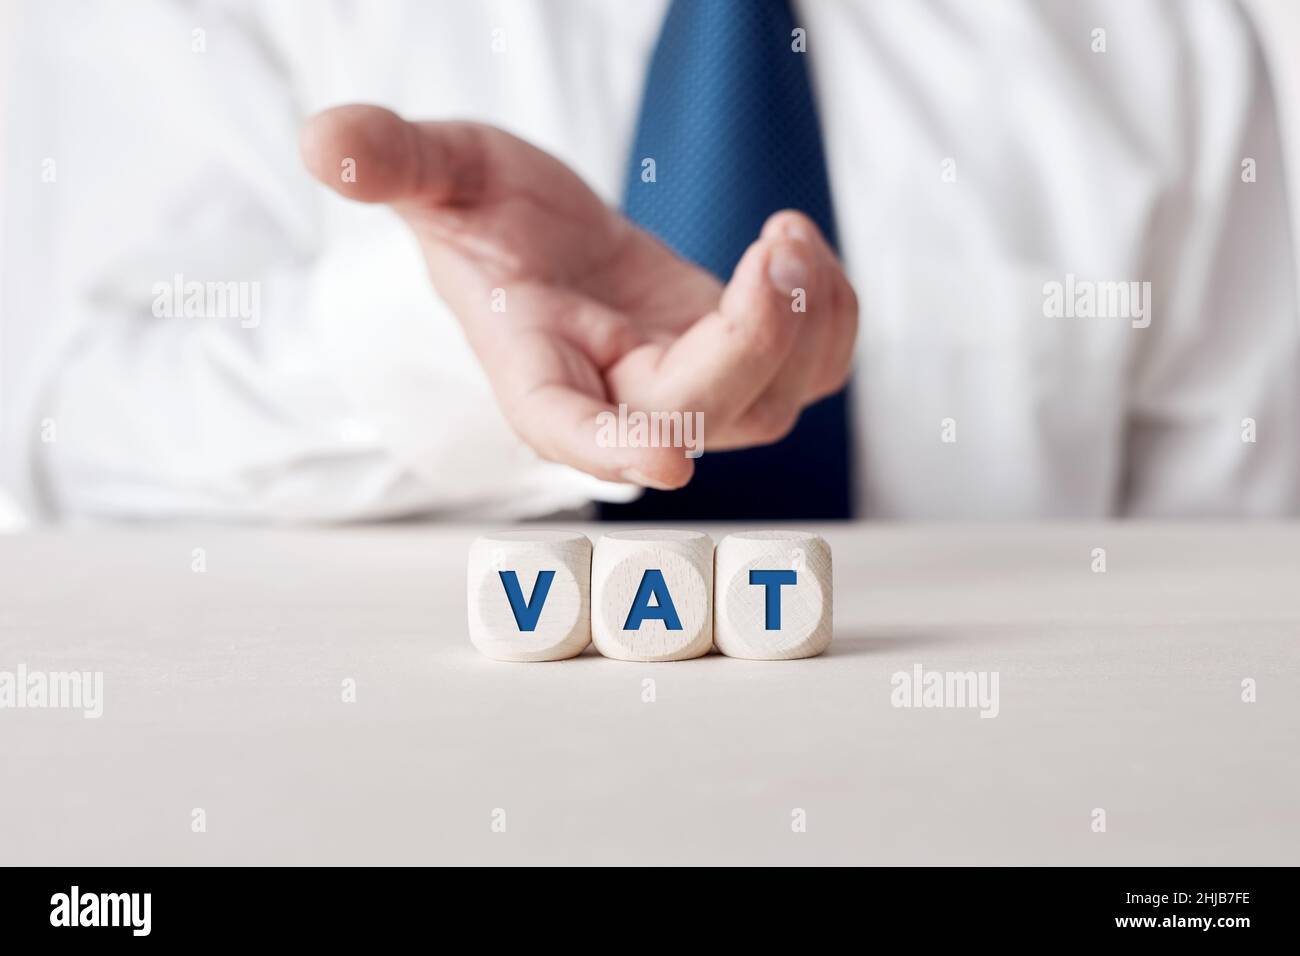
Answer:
2, 523, 1296, 865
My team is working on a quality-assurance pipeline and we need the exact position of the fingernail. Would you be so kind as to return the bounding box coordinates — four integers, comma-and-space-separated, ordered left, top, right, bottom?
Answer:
621, 468, 676, 491
768, 244, 810, 294
782, 220, 814, 243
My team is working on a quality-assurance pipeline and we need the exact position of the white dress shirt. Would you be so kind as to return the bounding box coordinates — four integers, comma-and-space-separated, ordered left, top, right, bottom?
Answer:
2, 0, 1297, 523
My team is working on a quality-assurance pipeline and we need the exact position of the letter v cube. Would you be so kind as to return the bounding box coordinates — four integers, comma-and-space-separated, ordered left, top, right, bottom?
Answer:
467, 530, 591, 661
714, 531, 832, 659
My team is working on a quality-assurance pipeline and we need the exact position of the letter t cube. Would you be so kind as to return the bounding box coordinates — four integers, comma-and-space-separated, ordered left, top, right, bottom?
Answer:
714, 531, 832, 659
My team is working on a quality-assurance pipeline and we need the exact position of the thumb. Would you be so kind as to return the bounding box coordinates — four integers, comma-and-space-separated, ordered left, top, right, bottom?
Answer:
299, 104, 484, 206
650, 236, 811, 424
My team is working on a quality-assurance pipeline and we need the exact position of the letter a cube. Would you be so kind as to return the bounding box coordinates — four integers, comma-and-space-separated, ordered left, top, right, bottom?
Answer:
591, 530, 713, 662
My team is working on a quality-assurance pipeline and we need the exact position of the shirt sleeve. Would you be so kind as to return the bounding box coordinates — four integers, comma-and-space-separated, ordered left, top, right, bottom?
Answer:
0, 0, 631, 523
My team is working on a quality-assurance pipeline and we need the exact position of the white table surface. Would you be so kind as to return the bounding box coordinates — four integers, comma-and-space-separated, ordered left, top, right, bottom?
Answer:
1, 523, 1297, 866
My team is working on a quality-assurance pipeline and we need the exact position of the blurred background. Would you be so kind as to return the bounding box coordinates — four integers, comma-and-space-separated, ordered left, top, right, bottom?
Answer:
2, 0, 1299, 528
1249, 0, 1300, 271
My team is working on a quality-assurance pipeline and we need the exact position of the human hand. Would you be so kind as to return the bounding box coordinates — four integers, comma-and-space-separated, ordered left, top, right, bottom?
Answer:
300, 105, 857, 490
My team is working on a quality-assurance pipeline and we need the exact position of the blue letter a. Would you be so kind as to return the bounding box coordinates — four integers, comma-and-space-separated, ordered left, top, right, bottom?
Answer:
623, 569, 683, 630
498, 570, 555, 631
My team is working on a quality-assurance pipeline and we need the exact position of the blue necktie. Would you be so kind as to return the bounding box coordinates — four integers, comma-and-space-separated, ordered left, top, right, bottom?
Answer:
600, 0, 854, 521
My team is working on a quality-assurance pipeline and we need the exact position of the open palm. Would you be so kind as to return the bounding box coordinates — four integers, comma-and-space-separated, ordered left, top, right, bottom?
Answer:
301, 105, 856, 490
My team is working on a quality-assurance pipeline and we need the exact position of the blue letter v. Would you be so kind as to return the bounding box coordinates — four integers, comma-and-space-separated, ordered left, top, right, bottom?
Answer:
498, 570, 556, 631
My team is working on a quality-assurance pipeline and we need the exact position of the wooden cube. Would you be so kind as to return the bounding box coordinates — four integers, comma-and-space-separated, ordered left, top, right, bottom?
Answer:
713, 531, 832, 660
591, 530, 713, 662
467, 530, 591, 662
